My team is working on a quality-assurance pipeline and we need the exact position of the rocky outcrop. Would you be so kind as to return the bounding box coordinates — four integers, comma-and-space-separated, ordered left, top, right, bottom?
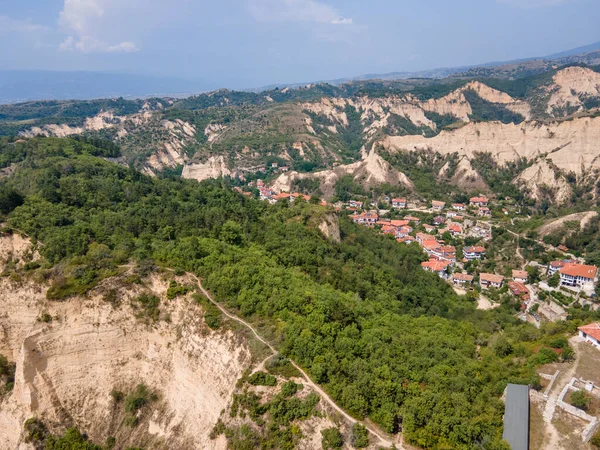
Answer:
546, 67, 600, 116
318, 213, 341, 244
0, 274, 252, 449
182, 156, 233, 182
272, 150, 413, 199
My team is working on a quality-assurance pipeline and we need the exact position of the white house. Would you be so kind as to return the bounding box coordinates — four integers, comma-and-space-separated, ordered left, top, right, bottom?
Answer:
392, 198, 407, 209
512, 270, 528, 283
559, 264, 597, 289
578, 323, 600, 349
464, 246, 486, 260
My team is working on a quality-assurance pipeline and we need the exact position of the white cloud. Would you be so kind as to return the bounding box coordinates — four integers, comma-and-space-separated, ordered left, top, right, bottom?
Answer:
58, 0, 140, 53
249, 0, 353, 25
0, 15, 49, 33
59, 35, 138, 53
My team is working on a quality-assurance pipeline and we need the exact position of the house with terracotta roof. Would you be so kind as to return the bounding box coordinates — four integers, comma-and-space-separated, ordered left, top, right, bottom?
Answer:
464, 246, 486, 260
508, 281, 530, 301
578, 323, 600, 348
397, 236, 415, 244
480, 273, 504, 289
396, 226, 413, 238
423, 224, 436, 233
452, 203, 466, 211
351, 212, 379, 226
452, 272, 474, 286
416, 233, 436, 245
431, 200, 445, 211
347, 200, 364, 209
390, 219, 410, 227
432, 245, 456, 263
470, 196, 489, 207
559, 263, 597, 289
512, 270, 528, 283
557, 244, 569, 253
405, 215, 421, 224
421, 259, 450, 278
477, 207, 491, 217
422, 240, 442, 255
448, 223, 462, 236
548, 260, 570, 276
392, 198, 407, 209
433, 215, 446, 226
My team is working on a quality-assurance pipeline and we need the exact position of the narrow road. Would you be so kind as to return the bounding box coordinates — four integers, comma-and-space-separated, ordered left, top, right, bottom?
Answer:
191, 274, 397, 448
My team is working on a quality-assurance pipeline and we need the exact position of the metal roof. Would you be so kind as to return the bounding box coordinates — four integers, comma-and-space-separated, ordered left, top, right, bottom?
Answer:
503, 384, 529, 450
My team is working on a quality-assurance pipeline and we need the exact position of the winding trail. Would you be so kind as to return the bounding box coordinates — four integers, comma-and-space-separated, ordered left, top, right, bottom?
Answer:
191, 274, 397, 448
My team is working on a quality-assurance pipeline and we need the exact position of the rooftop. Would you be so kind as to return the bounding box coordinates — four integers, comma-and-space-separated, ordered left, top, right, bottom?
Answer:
480, 273, 504, 284
503, 384, 529, 450
512, 270, 528, 279
560, 263, 597, 279
579, 323, 600, 341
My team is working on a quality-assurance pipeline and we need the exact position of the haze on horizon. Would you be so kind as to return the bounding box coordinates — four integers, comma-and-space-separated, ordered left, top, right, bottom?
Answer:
1, 0, 600, 90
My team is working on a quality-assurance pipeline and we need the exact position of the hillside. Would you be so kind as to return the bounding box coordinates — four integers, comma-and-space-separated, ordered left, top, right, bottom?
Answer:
0, 65, 600, 207
1, 137, 591, 449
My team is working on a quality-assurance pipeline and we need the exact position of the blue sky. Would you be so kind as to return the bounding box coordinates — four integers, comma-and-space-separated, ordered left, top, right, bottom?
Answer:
1, 0, 599, 89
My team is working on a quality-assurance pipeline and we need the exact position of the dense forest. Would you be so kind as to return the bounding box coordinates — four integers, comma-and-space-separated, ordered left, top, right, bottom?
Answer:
0, 137, 594, 449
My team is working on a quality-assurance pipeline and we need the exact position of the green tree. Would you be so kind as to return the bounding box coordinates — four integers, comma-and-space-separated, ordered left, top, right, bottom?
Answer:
321, 427, 343, 449
571, 389, 591, 411
548, 272, 560, 288
351, 423, 369, 448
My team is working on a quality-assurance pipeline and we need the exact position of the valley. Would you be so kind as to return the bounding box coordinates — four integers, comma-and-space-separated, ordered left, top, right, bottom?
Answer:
1, 58, 600, 450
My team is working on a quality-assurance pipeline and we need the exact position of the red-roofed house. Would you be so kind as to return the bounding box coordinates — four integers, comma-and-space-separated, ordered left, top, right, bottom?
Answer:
416, 233, 436, 245
559, 264, 598, 289
405, 215, 421, 224
351, 212, 379, 226
390, 219, 410, 227
548, 260, 569, 276
433, 245, 456, 263
421, 259, 450, 278
452, 203, 465, 211
392, 198, 407, 209
431, 200, 445, 211
512, 270, 528, 283
470, 196, 489, 207
578, 323, 600, 348
508, 281, 530, 301
396, 226, 413, 238
464, 246, 486, 260
452, 272, 474, 286
397, 236, 415, 244
480, 273, 504, 289
423, 224, 436, 233
477, 207, 491, 217
448, 223, 462, 236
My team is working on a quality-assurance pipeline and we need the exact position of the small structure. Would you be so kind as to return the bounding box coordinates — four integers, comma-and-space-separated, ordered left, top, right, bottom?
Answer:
452, 203, 465, 211
421, 259, 450, 278
578, 323, 600, 348
548, 260, 570, 276
509, 281, 530, 301
404, 215, 421, 224
470, 196, 489, 207
464, 246, 485, 260
512, 270, 528, 283
433, 215, 446, 226
350, 212, 379, 226
503, 384, 529, 450
452, 272, 474, 286
431, 200, 445, 211
392, 198, 407, 209
480, 273, 504, 289
477, 207, 492, 217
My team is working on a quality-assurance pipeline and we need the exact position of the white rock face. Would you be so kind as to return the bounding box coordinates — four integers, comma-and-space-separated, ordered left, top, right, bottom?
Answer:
182, 155, 231, 181
0, 274, 251, 449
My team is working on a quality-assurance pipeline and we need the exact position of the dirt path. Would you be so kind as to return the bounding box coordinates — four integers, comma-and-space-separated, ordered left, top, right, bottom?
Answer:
191, 275, 397, 448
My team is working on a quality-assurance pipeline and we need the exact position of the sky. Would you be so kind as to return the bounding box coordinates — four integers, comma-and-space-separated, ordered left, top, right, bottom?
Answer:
1, 0, 599, 89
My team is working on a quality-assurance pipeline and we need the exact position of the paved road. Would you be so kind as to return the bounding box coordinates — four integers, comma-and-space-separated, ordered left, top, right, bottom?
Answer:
191, 274, 397, 449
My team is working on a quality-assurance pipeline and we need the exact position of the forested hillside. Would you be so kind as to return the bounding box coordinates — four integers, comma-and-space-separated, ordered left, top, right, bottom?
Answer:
1, 137, 595, 449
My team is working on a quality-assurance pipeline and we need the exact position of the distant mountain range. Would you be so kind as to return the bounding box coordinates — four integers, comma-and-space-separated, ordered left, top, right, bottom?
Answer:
0, 71, 215, 104
1, 41, 600, 103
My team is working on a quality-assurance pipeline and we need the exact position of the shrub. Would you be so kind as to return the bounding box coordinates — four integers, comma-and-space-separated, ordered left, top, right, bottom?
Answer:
590, 430, 600, 448
193, 293, 221, 329
351, 423, 369, 448
248, 371, 277, 386
131, 294, 160, 322
570, 389, 591, 411
280, 381, 301, 398
166, 280, 193, 299
24, 418, 48, 443
321, 427, 343, 449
